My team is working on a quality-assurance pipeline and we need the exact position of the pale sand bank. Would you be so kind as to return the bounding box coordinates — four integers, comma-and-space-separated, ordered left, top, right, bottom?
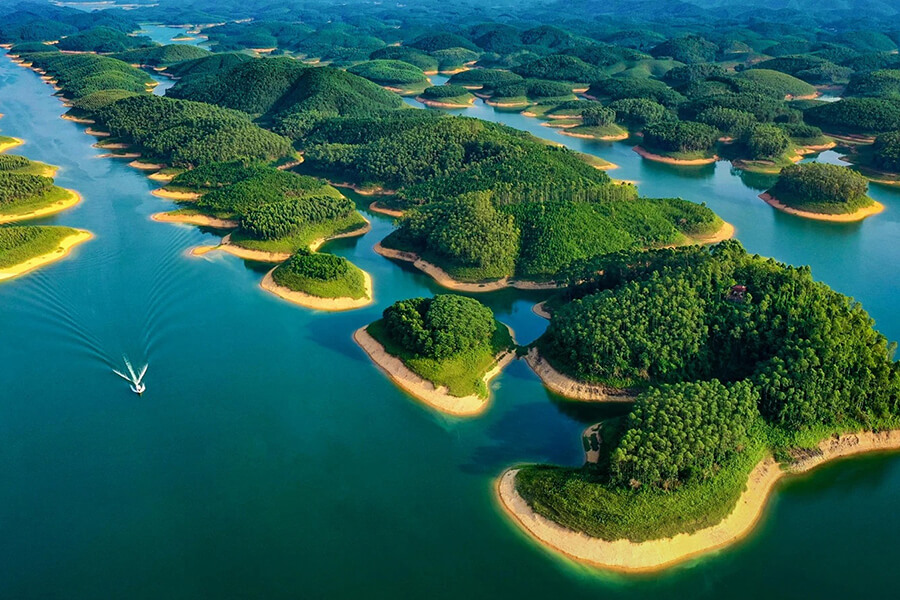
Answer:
151, 187, 201, 201
368, 201, 404, 218
633, 145, 718, 165
61, 114, 95, 124
0, 230, 92, 281
525, 348, 635, 402
192, 222, 371, 262
97, 152, 141, 159
759, 192, 884, 222
353, 327, 515, 417
560, 129, 629, 141
147, 171, 176, 182
498, 429, 900, 572
129, 160, 163, 170
415, 96, 475, 108
532, 301, 551, 320
0, 189, 81, 224
374, 242, 560, 292
0, 137, 24, 153
260, 268, 373, 311
690, 221, 735, 245
84, 128, 110, 137
151, 211, 238, 228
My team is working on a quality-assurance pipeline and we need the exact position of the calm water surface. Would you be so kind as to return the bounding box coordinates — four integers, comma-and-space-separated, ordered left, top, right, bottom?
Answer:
0, 58, 898, 598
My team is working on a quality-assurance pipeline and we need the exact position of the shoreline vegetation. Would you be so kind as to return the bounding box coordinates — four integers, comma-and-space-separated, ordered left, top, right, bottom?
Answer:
497, 429, 900, 573
633, 145, 718, 165
0, 188, 81, 224
373, 242, 561, 292
759, 192, 885, 222
191, 222, 371, 262
261, 267, 373, 311
353, 326, 515, 416
524, 348, 636, 402
0, 229, 92, 281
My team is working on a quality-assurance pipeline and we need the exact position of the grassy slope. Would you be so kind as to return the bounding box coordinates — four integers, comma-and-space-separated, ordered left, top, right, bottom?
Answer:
366, 318, 513, 397
0, 185, 73, 217
0, 226, 77, 268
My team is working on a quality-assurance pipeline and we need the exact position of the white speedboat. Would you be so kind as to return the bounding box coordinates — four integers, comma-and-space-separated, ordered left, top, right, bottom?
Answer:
114, 357, 148, 395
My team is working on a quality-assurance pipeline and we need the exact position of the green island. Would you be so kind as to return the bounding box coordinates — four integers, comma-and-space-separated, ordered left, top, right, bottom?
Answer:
263, 248, 372, 311
354, 294, 516, 416
502, 241, 900, 571
0, 155, 80, 223
761, 162, 883, 221
0, 225, 91, 281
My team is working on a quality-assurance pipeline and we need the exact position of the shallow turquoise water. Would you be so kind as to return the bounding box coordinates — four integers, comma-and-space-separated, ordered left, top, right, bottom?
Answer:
1, 57, 899, 598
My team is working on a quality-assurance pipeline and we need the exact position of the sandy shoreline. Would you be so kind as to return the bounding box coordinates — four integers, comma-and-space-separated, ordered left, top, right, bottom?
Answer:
192, 222, 371, 262
498, 429, 900, 572
532, 301, 551, 319
353, 327, 515, 416
151, 211, 238, 228
0, 137, 24, 153
690, 221, 735, 245
415, 96, 475, 108
129, 160, 163, 171
260, 268, 373, 311
368, 201, 404, 218
0, 229, 92, 281
633, 145, 718, 165
759, 192, 885, 222
560, 129, 629, 141
373, 242, 560, 292
0, 188, 81, 224
151, 187, 201, 201
525, 347, 635, 402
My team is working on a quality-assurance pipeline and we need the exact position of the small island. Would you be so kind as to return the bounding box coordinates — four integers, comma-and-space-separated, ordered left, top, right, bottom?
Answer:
354, 294, 516, 416
261, 248, 373, 311
0, 154, 80, 223
416, 84, 476, 108
634, 120, 719, 165
0, 225, 92, 281
498, 241, 900, 571
761, 162, 884, 221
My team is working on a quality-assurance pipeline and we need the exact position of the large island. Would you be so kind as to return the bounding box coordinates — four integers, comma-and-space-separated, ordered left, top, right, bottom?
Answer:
500, 241, 900, 571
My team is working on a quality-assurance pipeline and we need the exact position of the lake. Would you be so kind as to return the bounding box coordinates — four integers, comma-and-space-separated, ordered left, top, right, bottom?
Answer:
1, 56, 899, 598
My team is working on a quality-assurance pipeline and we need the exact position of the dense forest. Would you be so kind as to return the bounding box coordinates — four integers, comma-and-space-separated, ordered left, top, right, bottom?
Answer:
366, 294, 514, 397
520, 241, 899, 539
271, 248, 368, 300
768, 162, 874, 214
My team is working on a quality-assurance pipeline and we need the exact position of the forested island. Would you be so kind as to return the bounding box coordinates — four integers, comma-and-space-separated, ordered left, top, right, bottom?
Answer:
761, 162, 883, 221
502, 241, 900, 570
355, 294, 515, 415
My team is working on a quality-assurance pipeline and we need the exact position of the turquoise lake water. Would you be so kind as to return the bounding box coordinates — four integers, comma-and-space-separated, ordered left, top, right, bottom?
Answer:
0, 57, 898, 598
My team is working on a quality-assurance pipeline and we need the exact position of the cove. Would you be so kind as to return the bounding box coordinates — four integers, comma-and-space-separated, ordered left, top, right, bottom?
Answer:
0, 55, 899, 600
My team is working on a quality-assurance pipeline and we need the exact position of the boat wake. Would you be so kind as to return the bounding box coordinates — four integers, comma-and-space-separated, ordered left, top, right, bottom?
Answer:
112, 356, 148, 395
